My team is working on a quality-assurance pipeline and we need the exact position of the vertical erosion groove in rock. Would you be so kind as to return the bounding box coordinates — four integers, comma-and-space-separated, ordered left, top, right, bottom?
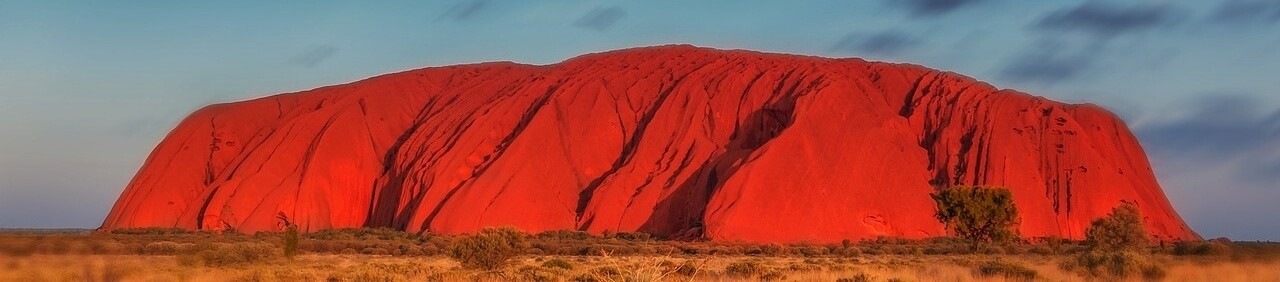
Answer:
99, 45, 1199, 243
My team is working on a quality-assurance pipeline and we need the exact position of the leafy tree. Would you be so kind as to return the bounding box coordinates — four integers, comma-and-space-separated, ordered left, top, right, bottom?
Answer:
448, 228, 529, 270
1084, 203, 1149, 252
931, 186, 1020, 252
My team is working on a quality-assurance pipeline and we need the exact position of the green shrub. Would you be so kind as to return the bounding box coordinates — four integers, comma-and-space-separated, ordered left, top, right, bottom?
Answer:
1059, 251, 1166, 280
931, 186, 1020, 252
180, 242, 279, 267
1173, 240, 1232, 256
516, 265, 558, 281
611, 232, 653, 241
760, 243, 789, 256
1085, 203, 1149, 252
109, 228, 192, 235
305, 227, 422, 242
447, 228, 529, 270
536, 230, 592, 240
541, 258, 574, 270
973, 260, 1037, 281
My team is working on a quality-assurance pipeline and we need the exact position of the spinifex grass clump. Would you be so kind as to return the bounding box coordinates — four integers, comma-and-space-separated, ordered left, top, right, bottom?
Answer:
973, 260, 1037, 281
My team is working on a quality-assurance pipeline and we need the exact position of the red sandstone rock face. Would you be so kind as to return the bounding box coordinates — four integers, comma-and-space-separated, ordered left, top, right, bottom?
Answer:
100, 45, 1199, 242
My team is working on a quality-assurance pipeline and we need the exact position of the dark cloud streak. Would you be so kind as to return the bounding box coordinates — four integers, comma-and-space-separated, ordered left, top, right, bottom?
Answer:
289, 45, 337, 68
998, 40, 1097, 84
1211, 0, 1280, 25
1138, 95, 1280, 175
574, 6, 626, 31
1035, 2, 1181, 37
830, 31, 921, 56
436, 0, 487, 22
1000, 2, 1184, 85
1137, 95, 1280, 239
886, 0, 983, 17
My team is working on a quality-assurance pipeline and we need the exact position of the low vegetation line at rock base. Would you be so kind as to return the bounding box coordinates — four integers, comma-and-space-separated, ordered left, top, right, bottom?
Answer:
21, 226, 1247, 259
1, 228, 1278, 281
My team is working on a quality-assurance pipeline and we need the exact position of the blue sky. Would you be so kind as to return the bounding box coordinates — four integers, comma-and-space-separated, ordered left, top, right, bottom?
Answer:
1, 1, 1277, 240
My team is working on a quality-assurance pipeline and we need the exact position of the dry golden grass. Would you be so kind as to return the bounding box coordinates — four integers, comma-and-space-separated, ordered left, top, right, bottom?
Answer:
2, 253, 1278, 281
2, 230, 1278, 281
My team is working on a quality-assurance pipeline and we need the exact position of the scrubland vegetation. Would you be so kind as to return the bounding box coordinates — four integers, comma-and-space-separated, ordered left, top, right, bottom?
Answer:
0, 227, 1278, 281
2, 187, 1275, 281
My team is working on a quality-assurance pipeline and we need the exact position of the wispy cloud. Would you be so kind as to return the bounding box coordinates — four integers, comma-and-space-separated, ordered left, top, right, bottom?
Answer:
1141, 96, 1276, 153
1136, 95, 1280, 238
1035, 2, 1182, 37
885, 0, 983, 17
288, 45, 337, 68
830, 31, 921, 56
999, 2, 1184, 85
436, 0, 488, 22
998, 40, 1098, 84
574, 6, 627, 31
1210, 0, 1280, 25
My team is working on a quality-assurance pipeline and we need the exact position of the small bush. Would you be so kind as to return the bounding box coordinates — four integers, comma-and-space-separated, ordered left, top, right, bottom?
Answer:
592, 265, 623, 279
1059, 251, 1166, 280
448, 228, 529, 270
760, 244, 789, 256
1036, 236, 1068, 254
361, 247, 390, 255
517, 265, 558, 281
570, 273, 599, 282
536, 230, 592, 240
974, 260, 1037, 281
180, 242, 279, 267
796, 244, 829, 257
611, 232, 653, 241
1173, 240, 1232, 256
724, 260, 767, 278
541, 258, 574, 270
759, 270, 787, 281
305, 227, 422, 242
1085, 203, 1149, 252
836, 272, 874, 282
142, 241, 184, 255
109, 228, 191, 235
